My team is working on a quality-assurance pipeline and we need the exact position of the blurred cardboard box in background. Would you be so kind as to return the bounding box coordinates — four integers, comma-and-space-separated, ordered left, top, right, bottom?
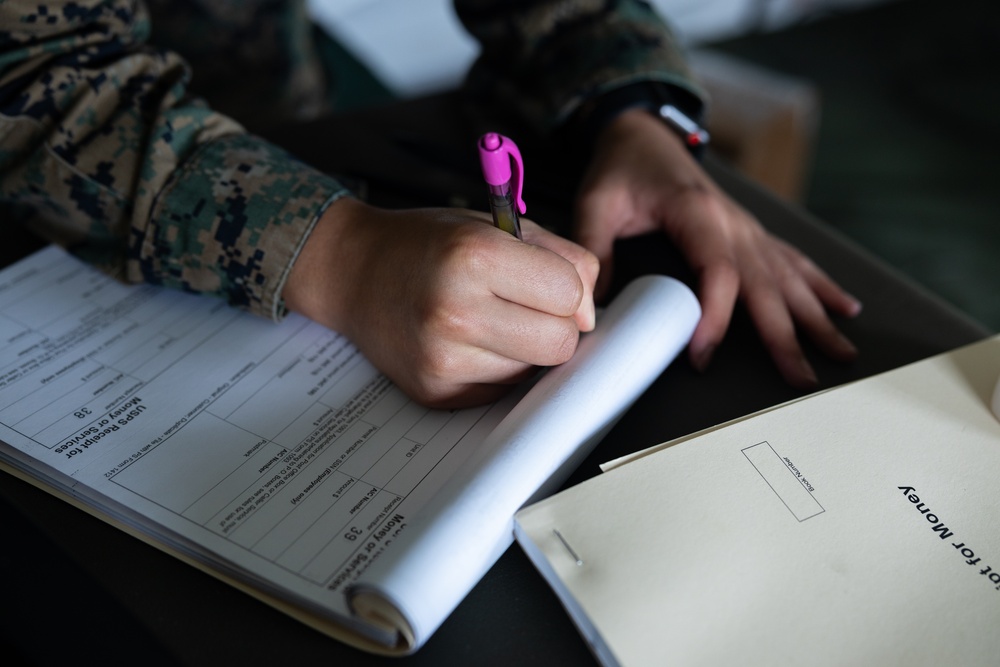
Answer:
691, 50, 821, 202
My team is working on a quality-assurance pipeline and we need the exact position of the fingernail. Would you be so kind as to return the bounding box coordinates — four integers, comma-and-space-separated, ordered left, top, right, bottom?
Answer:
798, 358, 819, 387
838, 333, 859, 358
691, 345, 715, 372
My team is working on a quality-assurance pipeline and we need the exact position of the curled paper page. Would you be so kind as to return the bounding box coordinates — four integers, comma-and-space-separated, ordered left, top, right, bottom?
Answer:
991, 371, 1000, 422
348, 275, 701, 651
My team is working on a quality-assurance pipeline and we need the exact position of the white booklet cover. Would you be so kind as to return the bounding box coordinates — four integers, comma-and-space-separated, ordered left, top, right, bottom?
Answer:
515, 335, 1000, 667
0, 245, 700, 654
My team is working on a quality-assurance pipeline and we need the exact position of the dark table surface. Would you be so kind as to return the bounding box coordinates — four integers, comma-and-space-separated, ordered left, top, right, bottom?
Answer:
1, 93, 989, 666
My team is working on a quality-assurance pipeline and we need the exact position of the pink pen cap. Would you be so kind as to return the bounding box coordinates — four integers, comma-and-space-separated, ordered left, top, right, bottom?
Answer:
478, 133, 526, 215
478, 133, 526, 238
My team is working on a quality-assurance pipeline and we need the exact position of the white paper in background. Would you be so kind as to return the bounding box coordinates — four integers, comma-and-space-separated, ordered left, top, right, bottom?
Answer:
308, 0, 479, 96
350, 275, 701, 648
515, 335, 1000, 667
306, 0, 891, 97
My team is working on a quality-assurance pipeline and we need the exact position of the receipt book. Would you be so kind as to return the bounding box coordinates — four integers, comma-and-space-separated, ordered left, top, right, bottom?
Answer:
0, 246, 699, 654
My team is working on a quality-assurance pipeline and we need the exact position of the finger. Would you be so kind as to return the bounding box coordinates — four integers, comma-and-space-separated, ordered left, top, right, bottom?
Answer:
689, 260, 740, 372
460, 291, 583, 367
743, 283, 819, 389
484, 231, 588, 325
665, 196, 743, 372
777, 267, 859, 363
430, 213, 588, 323
521, 219, 599, 331
776, 240, 862, 318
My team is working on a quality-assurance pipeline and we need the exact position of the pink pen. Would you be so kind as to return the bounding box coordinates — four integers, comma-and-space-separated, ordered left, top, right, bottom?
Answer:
477, 132, 526, 239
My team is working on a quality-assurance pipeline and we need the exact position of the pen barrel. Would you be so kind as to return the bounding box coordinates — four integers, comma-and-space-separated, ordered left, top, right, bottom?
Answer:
487, 184, 522, 239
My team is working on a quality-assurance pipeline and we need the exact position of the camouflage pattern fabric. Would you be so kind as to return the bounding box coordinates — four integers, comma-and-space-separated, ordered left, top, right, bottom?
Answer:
456, 0, 704, 131
0, 0, 700, 321
143, 0, 334, 130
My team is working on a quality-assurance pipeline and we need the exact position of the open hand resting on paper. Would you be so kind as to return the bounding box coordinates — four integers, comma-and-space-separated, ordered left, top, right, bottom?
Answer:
284, 198, 598, 408
575, 108, 862, 389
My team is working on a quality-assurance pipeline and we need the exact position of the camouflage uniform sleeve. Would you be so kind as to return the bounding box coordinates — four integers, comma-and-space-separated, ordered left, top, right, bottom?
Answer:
454, 0, 707, 132
0, 0, 349, 320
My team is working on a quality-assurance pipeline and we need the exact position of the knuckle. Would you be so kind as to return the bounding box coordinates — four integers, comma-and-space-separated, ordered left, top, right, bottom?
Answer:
427, 302, 470, 340
448, 226, 494, 274
759, 320, 798, 354
559, 275, 586, 316
676, 182, 725, 219
429, 224, 492, 282
409, 344, 460, 394
411, 280, 472, 342
415, 310, 474, 377
714, 259, 741, 286
702, 258, 741, 296
543, 253, 590, 315
771, 262, 799, 291
543, 325, 580, 366
579, 246, 600, 279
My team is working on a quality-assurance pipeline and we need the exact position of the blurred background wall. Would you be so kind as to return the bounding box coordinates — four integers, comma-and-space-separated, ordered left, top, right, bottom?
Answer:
308, 0, 999, 332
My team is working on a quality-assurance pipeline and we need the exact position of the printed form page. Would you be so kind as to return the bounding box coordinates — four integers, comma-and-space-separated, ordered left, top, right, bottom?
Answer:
0, 246, 516, 643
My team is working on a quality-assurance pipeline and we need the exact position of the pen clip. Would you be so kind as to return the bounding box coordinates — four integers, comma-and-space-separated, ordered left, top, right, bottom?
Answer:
478, 133, 526, 215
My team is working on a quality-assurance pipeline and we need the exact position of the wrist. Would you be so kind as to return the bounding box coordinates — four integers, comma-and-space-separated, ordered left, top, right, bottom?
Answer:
567, 81, 708, 160
596, 107, 691, 159
283, 196, 371, 337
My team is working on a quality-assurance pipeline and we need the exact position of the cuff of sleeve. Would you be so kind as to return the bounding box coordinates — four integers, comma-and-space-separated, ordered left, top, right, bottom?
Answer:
561, 80, 707, 152
132, 134, 350, 321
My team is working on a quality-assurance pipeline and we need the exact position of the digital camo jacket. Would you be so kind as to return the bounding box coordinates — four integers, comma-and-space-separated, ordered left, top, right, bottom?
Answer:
0, 0, 700, 320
